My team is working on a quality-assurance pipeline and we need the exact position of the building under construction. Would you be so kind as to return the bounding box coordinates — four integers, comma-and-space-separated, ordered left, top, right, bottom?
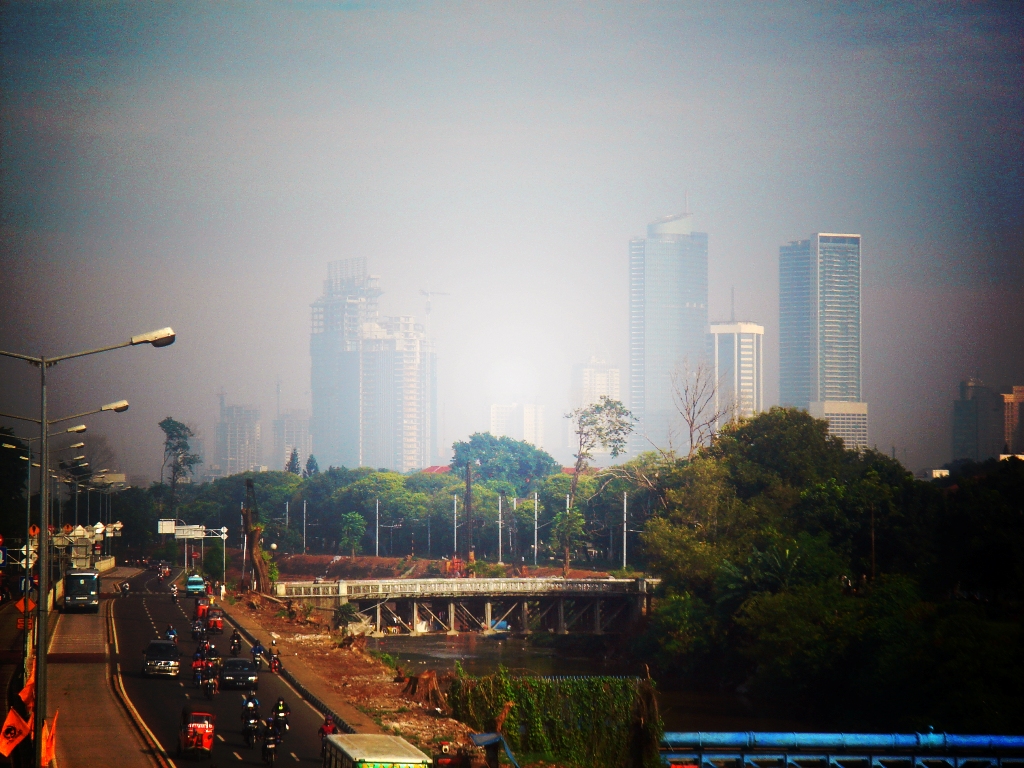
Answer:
310, 258, 436, 472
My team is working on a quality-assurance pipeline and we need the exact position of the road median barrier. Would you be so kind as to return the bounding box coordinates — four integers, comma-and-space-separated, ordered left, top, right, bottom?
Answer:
219, 600, 366, 734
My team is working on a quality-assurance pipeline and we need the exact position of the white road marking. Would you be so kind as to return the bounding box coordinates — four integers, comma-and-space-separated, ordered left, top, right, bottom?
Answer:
233, 751, 243, 760
184, 693, 190, 699
217, 734, 225, 742
291, 752, 300, 761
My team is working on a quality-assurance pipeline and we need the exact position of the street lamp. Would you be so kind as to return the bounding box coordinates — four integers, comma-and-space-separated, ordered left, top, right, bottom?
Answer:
0, 326, 174, 765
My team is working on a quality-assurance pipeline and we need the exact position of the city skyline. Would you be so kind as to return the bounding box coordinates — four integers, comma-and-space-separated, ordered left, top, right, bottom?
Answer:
0, 3, 1020, 478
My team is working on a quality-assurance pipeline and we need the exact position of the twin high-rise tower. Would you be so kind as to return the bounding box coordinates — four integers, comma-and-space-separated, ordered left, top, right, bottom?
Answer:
629, 213, 865, 454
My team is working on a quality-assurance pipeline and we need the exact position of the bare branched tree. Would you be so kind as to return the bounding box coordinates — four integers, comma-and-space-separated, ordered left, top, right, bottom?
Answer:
671, 357, 733, 458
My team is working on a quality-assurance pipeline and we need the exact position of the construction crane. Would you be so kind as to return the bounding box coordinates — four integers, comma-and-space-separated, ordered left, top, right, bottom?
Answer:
419, 290, 450, 337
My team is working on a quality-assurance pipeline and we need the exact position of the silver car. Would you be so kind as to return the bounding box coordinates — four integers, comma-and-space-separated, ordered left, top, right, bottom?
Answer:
142, 640, 180, 677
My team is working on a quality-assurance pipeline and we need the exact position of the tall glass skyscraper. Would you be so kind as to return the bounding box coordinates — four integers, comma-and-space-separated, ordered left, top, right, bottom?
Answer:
779, 233, 867, 448
629, 212, 709, 453
707, 321, 764, 425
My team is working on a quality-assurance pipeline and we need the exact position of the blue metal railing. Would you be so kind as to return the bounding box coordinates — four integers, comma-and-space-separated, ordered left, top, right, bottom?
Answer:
660, 732, 1024, 768
661, 732, 1024, 752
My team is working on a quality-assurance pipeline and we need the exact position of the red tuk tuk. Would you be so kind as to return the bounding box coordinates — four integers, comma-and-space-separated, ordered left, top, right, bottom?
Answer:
178, 705, 215, 759
194, 597, 210, 622
206, 607, 224, 634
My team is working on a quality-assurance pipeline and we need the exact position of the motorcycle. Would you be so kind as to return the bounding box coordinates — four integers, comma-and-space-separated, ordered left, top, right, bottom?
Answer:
243, 715, 260, 748
268, 656, 281, 674
272, 711, 289, 740
230, 639, 241, 657
253, 653, 263, 670
202, 675, 218, 701
165, 630, 178, 645
262, 732, 278, 766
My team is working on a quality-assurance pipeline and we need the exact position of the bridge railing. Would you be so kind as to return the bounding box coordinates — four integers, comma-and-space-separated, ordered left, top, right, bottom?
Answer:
274, 577, 657, 601
660, 732, 1024, 767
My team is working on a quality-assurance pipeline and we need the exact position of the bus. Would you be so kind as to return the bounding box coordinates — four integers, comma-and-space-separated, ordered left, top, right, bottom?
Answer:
64, 569, 100, 612
322, 734, 431, 768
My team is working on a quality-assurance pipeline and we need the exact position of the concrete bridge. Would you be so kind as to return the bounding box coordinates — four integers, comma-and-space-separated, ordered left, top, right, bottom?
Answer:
273, 577, 658, 636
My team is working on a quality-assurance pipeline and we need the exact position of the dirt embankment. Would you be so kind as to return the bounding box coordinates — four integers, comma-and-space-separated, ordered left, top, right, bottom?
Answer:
229, 593, 571, 768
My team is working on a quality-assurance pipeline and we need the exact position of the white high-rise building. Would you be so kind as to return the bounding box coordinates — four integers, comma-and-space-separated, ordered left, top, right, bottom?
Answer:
707, 322, 764, 424
213, 396, 262, 477
809, 401, 869, 450
490, 403, 545, 449
272, 409, 312, 471
569, 358, 621, 453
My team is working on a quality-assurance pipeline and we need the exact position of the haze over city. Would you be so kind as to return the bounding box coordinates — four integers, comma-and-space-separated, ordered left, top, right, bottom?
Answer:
1, 2, 1021, 479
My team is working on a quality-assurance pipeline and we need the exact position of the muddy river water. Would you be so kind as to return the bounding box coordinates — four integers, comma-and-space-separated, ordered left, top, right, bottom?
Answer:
367, 633, 814, 732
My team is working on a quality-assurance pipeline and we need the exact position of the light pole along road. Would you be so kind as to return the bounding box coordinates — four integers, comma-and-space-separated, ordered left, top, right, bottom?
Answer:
0, 326, 175, 766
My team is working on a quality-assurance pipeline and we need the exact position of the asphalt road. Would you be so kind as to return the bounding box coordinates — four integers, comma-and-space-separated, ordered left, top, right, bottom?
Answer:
113, 569, 329, 766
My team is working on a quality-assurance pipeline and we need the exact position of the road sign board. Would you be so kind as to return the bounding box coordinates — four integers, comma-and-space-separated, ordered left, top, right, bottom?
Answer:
158, 519, 176, 534
52, 535, 72, 548
0, 547, 5, 566
14, 597, 36, 613
17, 618, 35, 631
175, 525, 205, 540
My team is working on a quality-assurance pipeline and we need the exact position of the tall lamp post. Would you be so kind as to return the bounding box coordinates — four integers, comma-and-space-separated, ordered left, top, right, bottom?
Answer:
0, 326, 175, 766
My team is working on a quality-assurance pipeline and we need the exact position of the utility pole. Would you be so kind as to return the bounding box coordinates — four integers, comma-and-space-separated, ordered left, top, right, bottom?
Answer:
452, 494, 457, 556
623, 492, 628, 570
497, 492, 504, 564
533, 491, 538, 566
464, 462, 473, 558
375, 498, 380, 558
303, 499, 307, 553
285, 501, 289, 528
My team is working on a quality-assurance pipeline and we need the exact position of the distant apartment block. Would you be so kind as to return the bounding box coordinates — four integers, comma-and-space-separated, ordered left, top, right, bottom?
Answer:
569, 357, 621, 454
809, 401, 869, 451
629, 211, 709, 453
490, 403, 545, 449
780, 233, 866, 446
272, 409, 312, 471
952, 379, 1023, 462
213, 396, 262, 477
310, 259, 435, 473
707, 321, 764, 424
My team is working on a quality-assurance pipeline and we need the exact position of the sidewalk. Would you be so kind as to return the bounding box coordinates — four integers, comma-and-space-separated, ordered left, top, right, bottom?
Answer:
220, 602, 382, 735
48, 579, 155, 767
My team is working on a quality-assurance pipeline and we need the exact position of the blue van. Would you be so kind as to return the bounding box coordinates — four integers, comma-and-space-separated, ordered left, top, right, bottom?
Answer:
185, 575, 207, 596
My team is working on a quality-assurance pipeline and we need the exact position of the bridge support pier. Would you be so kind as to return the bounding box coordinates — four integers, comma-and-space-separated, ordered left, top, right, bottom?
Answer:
447, 601, 458, 635
411, 600, 421, 636
557, 598, 567, 634
373, 602, 383, 637
520, 601, 530, 634
593, 599, 602, 634
483, 601, 495, 634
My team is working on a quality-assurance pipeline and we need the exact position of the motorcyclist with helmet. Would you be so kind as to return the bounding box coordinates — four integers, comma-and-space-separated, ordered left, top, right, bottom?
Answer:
230, 629, 242, 657
250, 639, 266, 668
271, 697, 290, 739
165, 624, 178, 644
318, 715, 337, 757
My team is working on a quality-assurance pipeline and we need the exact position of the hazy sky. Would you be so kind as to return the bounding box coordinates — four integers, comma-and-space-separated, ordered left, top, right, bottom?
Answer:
1, 1, 1021, 479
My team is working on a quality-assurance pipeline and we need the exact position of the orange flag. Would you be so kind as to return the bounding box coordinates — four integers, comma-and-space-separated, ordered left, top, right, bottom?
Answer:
40, 709, 58, 766
0, 707, 31, 757
17, 679, 34, 721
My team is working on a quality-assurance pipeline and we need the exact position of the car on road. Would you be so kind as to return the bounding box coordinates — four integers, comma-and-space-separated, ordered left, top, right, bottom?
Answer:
218, 657, 259, 690
185, 574, 207, 596
142, 639, 181, 677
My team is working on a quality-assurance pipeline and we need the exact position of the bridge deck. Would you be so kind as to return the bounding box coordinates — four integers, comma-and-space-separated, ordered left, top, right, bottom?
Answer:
275, 576, 657, 601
